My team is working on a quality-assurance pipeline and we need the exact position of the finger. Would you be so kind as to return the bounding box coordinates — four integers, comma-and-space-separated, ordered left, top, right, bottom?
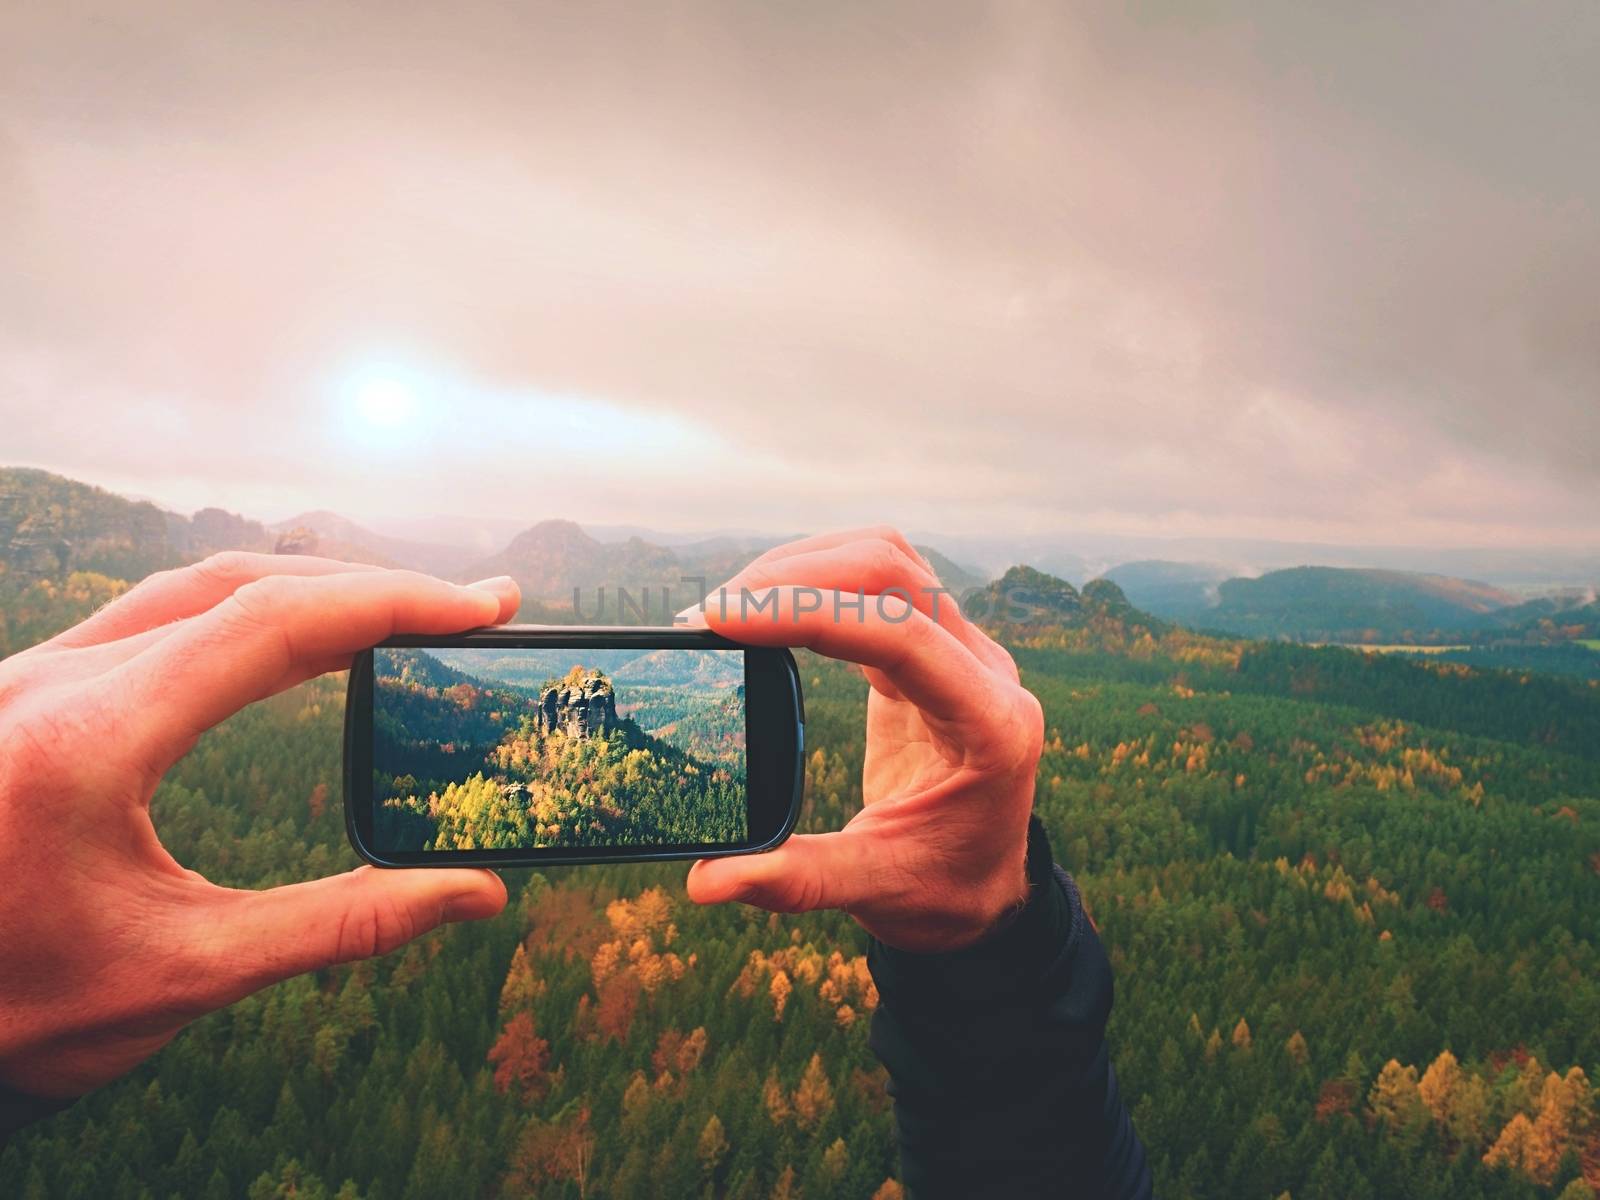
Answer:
715, 538, 1013, 673
744, 526, 935, 576
6, 622, 179, 688
704, 587, 1004, 734
44, 553, 385, 651
185, 867, 506, 1005
112, 571, 519, 765
723, 540, 951, 623
686, 832, 881, 914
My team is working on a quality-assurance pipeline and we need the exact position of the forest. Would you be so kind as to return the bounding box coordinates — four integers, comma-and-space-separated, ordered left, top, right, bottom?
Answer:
2, 563, 1599, 1199
372, 652, 747, 852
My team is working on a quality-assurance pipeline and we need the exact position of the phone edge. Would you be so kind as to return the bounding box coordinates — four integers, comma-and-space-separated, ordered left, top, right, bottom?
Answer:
342, 634, 805, 869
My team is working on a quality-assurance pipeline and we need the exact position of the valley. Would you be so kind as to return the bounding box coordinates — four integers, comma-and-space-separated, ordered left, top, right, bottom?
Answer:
2, 466, 1599, 1198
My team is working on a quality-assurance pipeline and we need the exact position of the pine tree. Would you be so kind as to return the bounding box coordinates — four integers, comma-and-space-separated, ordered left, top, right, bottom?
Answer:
1285, 1030, 1310, 1068
821, 1137, 849, 1181
498, 944, 541, 1013
697, 1114, 731, 1178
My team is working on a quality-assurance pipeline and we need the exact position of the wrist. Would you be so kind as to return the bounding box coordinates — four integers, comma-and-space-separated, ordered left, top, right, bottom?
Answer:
965, 815, 1052, 948
865, 816, 1048, 954
865, 818, 1075, 1008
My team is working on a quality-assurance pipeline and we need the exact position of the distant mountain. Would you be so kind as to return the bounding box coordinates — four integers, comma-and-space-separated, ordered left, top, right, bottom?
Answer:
1200, 566, 1518, 642
1100, 560, 1237, 623
608, 648, 745, 687
270, 510, 473, 574
581, 523, 779, 550
972, 565, 1167, 637
1469, 590, 1600, 639
463, 520, 681, 602
425, 645, 742, 689
463, 521, 786, 613
427, 645, 629, 686
0, 466, 269, 582
375, 646, 487, 691
365, 512, 533, 557
913, 529, 1600, 590
916, 546, 989, 595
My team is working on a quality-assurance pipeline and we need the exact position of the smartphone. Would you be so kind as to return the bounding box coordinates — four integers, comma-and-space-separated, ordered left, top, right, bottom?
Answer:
343, 626, 804, 867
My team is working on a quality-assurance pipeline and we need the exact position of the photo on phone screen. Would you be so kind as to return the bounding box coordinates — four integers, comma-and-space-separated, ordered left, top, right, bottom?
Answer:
344, 629, 803, 866
371, 646, 747, 852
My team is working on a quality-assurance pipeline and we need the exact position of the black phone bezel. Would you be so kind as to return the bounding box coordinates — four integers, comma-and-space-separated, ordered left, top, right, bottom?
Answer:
343, 626, 804, 867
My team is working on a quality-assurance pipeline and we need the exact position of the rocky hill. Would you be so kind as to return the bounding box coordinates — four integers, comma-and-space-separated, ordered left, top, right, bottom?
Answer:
972, 565, 1167, 638
0, 466, 270, 582
535, 667, 619, 739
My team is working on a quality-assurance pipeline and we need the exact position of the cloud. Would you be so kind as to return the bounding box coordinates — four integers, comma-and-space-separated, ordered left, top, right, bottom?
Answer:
2, 1, 1596, 544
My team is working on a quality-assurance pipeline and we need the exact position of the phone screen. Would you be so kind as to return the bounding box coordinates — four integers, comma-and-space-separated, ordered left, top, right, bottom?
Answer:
369, 645, 748, 853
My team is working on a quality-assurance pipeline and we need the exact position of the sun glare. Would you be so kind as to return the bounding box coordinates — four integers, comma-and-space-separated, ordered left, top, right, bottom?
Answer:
354, 376, 420, 429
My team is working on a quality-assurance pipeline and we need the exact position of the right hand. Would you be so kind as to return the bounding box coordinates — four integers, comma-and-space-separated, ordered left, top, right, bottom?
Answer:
684, 528, 1046, 952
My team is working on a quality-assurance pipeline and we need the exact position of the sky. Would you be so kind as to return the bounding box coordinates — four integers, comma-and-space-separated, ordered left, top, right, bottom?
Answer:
3, 1, 1597, 550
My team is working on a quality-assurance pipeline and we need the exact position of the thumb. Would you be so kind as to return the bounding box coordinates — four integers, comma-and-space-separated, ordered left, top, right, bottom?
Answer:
190, 867, 507, 1004
686, 832, 872, 914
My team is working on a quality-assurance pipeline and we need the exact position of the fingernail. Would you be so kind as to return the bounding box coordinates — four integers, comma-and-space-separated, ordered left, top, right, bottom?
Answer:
674, 604, 708, 627
467, 575, 515, 592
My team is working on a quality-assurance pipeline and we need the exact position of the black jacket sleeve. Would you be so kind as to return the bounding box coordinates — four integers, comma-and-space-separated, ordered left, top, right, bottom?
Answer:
867, 818, 1152, 1199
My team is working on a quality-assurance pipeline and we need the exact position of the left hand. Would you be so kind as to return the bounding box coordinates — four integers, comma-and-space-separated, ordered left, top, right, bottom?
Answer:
0, 553, 520, 1098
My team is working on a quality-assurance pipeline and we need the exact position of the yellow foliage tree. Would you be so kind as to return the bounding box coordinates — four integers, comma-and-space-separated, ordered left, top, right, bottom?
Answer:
1520, 1067, 1596, 1185
1285, 1030, 1309, 1068
793, 1053, 836, 1130
770, 969, 792, 1022
770, 1165, 799, 1200
763, 1069, 790, 1125
1418, 1049, 1461, 1123
1368, 1059, 1425, 1129
1483, 1112, 1537, 1177
498, 943, 541, 1013
822, 1137, 849, 1180
696, 1114, 730, 1176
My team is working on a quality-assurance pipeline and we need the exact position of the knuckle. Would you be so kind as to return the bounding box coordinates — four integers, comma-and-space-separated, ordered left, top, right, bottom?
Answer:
1010, 689, 1046, 763
770, 873, 825, 913
868, 539, 913, 583
989, 637, 1022, 681
0, 654, 39, 711
333, 893, 421, 963
218, 580, 302, 664
191, 550, 263, 589
868, 524, 912, 554
731, 564, 772, 595
228, 574, 301, 621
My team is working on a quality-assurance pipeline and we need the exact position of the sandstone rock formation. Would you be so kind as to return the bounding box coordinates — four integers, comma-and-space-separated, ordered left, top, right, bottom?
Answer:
535, 668, 619, 739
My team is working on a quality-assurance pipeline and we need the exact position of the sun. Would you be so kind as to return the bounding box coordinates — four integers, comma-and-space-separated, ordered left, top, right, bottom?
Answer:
354, 375, 421, 430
